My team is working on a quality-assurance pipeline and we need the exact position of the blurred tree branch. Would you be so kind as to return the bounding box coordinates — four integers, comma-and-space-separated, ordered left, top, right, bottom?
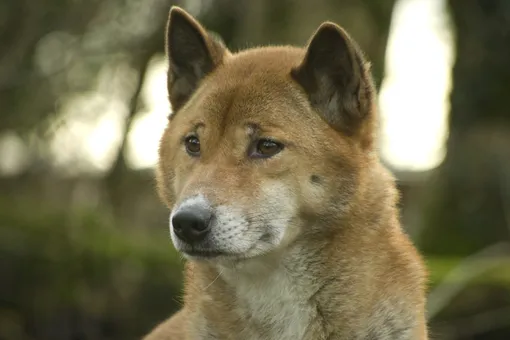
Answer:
104, 52, 153, 216
102, 3, 173, 216
0, 0, 103, 131
0, 1, 43, 88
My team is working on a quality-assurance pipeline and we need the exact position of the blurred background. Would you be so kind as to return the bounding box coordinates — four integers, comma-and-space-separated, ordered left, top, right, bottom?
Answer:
1, 0, 509, 339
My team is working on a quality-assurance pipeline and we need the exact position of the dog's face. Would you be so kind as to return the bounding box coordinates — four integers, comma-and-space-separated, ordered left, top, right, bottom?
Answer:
157, 8, 376, 261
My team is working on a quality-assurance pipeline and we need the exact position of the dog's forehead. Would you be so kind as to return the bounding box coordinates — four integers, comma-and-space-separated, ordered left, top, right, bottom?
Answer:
194, 49, 310, 124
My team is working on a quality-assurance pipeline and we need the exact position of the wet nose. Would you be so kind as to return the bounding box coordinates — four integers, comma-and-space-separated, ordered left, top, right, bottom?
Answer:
171, 205, 212, 244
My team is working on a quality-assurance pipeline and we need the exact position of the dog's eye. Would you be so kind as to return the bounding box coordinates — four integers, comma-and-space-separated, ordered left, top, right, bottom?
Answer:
250, 139, 284, 158
184, 136, 200, 156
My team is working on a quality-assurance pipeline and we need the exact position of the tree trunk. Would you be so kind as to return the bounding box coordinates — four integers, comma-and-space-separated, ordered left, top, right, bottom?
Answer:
419, 0, 510, 256
226, 0, 396, 86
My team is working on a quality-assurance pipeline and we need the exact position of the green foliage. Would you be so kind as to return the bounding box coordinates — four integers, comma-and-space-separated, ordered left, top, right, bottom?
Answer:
0, 199, 183, 340
427, 256, 510, 286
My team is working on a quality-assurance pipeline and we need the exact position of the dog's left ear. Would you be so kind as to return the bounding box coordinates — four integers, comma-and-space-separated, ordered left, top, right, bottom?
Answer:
292, 23, 374, 135
166, 7, 229, 111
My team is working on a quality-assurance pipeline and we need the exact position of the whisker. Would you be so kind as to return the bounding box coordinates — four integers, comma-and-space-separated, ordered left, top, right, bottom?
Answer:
204, 268, 223, 291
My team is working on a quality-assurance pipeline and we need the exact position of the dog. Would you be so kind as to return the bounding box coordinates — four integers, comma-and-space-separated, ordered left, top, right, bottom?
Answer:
144, 6, 428, 340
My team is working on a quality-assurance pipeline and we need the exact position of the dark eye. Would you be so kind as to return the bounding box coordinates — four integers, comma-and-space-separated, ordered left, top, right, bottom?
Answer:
250, 139, 284, 158
184, 135, 200, 156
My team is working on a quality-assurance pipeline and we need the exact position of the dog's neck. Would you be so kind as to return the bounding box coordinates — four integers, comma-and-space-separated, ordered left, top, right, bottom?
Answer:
205, 242, 325, 339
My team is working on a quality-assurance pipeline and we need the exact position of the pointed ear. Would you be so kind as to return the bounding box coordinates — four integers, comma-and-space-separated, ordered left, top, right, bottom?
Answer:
291, 23, 374, 135
166, 7, 229, 111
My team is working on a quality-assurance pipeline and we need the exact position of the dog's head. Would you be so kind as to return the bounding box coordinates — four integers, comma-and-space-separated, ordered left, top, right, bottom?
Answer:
156, 7, 377, 261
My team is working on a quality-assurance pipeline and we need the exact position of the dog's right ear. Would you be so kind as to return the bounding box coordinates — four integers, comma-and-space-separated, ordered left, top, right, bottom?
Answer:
166, 7, 229, 111
291, 23, 374, 136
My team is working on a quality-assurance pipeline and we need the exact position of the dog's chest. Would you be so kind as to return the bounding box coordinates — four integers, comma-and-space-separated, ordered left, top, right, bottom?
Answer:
229, 270, 317, 340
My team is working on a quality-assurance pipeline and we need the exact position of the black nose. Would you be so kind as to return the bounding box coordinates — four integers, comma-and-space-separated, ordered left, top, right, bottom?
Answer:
172, 206, 212, 244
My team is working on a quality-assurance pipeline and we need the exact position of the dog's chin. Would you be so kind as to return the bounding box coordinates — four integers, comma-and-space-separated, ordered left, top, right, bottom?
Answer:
181, 249, 235, 261
176, 243, 277, 263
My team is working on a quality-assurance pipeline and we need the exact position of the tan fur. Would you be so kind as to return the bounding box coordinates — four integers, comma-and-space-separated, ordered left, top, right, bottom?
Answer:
145, 6, 428, 340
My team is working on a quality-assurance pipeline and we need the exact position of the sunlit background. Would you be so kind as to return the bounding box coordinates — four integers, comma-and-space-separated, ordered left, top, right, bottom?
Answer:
2, 0, 510, 339
0, 0, 452, 175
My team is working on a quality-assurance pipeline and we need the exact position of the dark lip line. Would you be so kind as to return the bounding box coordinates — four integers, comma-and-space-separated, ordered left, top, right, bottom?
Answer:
181, 234, 266, 259
183, 249, 232, 258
